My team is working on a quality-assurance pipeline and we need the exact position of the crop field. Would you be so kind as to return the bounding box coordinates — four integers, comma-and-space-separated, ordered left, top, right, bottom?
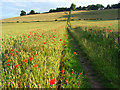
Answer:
2, 21, 90, 88
1, 9, 119, 89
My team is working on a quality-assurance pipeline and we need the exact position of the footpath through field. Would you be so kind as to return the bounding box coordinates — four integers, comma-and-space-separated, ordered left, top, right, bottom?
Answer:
67, 27, 103, 88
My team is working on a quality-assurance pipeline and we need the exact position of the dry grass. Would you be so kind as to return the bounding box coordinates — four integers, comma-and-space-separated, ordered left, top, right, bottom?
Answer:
1, 9, 118, 23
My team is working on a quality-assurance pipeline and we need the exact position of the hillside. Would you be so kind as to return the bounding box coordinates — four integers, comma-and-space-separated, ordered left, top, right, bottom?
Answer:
1, 9, 118, 23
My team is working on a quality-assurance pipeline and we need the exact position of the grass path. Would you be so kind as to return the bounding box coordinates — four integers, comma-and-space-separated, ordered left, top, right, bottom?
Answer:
67, 27, 103, 88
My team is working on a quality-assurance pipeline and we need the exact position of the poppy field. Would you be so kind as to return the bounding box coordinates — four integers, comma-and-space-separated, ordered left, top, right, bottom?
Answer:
1, 22, 90, 88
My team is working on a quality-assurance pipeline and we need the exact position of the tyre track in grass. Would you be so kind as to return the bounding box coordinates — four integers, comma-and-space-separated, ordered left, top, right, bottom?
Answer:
67, 27, 104, 88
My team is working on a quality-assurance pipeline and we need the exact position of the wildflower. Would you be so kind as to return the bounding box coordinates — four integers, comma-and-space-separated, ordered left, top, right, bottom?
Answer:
23, 59, 28, 63
15, 64, 19, 68
33, 65, 35, 68
30, 58, 34, 61
8, 64, 10, 66
34, 54, 38, 56
15, 50, 18, 53
53, 36, 56, 38
37, 84, 39, 86
7, 59, 11, 62
11, 49, 14, 51
10, 53, 13, 56
65, 79, 68, 83
110, 30, 112, 32
6, 56, 9, 58
64, 43, 67, 45
21, 41, 23, 43
54, 44, 56, 45
61, 70, 64, 73
33, 64, 37, 68
94, 31, 96, 34
79, 72, 82, 75
73, 52, 76, 54
50, 78, 56, 85
43, 42, 46, 44
72, 71, 74, 74
60, 39, 62, 41
28, 36, 29, 38
12, 38, 14, 40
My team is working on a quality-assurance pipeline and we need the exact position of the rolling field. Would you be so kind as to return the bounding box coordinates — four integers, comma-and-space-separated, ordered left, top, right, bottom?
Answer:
1, 9, 119, 88
1, 9, 118, 23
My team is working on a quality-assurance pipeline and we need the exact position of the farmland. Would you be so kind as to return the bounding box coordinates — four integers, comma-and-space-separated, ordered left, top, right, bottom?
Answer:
1, 9, 119, 89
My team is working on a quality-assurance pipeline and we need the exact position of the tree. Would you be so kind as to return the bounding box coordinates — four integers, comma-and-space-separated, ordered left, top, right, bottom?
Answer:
29, 10, 35, 14
106, 4, 111, 9
70, 3, 76, 11
20, 10, 26, 16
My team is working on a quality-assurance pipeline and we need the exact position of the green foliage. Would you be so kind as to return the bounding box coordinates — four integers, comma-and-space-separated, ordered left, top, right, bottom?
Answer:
70, 22, 119, 88
20, 10, 26, 16
29, 10, 35, 14
70, 3, 76, 11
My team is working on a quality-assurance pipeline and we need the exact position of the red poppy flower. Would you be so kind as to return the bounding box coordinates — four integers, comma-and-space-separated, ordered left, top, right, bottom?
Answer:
12, 38, 14, 40
65, 79, 68, 83
11, 49, 14, 51
40, 36, 42, 38
38, 68, 40, 69
54, 44, 56, 45
72, 71, 74, 74
10, 53, 13, 56
43, 42, 46, 44
79, 72, 82, 75
94, 31, 96, 34
21, 41, 23, 43
53, 36, 56, 38
37, 84, 39, 86
23, 59, 28, 63
34, 54, 38, 56
7, 59, 11, 62
6, 56, 9, 58
60, 39, 62, 41
33, 65, 35, 67
64, 43, 67, 45
61, 70, 64, 73
110, 30, 112, 32
15, 64, 19, 68
50, 78, 56, 85
30, 58, 34, 61
73, 52, 76, 54
15, 50, 18, 53
53, 39, 55, 41
28, 36, 29, 38
8, 64, 10, 66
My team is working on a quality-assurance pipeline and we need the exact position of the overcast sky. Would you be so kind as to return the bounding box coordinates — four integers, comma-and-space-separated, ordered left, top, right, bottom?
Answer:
0, 0, 119, 19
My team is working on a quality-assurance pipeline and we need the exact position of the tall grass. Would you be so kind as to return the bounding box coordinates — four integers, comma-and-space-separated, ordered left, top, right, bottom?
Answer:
70, 25, 119, 88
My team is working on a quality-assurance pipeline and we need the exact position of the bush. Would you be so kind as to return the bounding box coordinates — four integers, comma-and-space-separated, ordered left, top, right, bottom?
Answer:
55, 19, 58, 21
17, 21, 19, 23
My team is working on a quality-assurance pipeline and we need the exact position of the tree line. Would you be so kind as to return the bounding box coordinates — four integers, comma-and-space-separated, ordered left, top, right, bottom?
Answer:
20, 3, 120, 16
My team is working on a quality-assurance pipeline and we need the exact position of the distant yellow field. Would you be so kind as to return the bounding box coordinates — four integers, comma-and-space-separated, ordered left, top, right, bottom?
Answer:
1, 9, 118, 23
